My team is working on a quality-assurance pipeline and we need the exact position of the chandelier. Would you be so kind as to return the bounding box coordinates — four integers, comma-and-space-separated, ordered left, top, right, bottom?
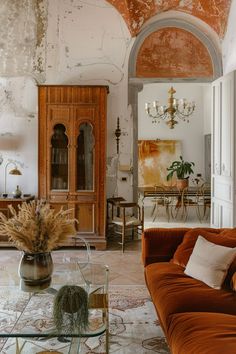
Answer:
145, 87, 196, 129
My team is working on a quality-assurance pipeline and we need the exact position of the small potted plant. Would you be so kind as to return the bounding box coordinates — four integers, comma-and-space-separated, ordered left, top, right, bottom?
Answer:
53, 285, 89, 334
166, 155, 195, 190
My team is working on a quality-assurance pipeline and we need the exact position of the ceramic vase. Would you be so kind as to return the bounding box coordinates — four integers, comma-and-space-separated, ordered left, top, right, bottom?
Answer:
19, 252, 53, 289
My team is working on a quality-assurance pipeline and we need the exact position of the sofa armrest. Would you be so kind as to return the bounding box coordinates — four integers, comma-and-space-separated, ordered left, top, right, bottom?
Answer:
142, 228, 190, 266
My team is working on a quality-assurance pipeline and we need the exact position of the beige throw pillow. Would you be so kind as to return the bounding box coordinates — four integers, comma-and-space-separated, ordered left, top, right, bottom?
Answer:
184, 235, 236, 289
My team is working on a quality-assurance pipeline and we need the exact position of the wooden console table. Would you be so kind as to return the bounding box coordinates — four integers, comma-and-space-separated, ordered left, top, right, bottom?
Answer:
0, 195, 34, 246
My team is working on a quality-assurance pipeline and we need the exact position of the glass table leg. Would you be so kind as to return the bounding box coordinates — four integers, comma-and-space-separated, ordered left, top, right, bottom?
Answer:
68, 337, 81, 354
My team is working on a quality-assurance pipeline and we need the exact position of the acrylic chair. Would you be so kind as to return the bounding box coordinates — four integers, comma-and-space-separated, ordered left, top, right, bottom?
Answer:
61, 234, 91, 266
111, 202, 144, 252
77, 262, 109, 353
52, 242, 109, 353
48, 261, 109, 354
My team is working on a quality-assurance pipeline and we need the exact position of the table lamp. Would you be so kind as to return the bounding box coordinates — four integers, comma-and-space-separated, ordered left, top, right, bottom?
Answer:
4, 162, 22, 195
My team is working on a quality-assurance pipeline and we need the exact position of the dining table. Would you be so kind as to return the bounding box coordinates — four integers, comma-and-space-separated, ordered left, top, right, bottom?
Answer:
138, 185, 211, 201
138, 185, 211, 222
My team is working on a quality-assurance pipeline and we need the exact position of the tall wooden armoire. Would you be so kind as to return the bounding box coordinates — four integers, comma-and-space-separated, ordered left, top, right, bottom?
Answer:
38, 85, 109, 250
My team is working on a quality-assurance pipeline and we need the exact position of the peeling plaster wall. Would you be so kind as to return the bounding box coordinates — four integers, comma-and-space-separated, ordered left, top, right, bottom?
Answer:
0, 0, 46, 196
222, 0, 236, 74
0, 0, 134, 199
0, 0, 47, 79
0, 77, 38, 195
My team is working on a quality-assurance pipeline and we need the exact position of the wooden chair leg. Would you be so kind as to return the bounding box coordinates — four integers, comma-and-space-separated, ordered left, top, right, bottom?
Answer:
132, 228, 135, 240
166, 204, 170, 222
122, 224, 125, 253
196, 204, 203, 223
151, 202, 156, 216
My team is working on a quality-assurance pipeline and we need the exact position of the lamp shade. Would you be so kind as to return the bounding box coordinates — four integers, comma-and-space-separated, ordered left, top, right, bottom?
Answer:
9, 167, 22, 176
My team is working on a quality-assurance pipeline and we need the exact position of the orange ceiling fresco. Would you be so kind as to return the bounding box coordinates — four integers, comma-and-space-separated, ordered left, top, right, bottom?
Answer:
107, 0, 231, 38
136, 27, 213, 78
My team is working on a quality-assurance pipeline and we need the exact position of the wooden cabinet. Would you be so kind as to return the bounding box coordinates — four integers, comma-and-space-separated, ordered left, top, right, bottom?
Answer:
38, 85, 109, 250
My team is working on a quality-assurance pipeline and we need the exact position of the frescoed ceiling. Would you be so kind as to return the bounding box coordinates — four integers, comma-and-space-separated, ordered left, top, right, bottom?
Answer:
136, 27, 213, 78
107, 0, 232, 38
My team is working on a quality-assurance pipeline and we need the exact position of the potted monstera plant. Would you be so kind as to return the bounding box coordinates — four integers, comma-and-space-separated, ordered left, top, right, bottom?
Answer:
166, 156, 195, 190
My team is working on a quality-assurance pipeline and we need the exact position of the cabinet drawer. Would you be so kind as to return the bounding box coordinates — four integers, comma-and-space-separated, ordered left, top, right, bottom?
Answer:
50, 195, 68, 202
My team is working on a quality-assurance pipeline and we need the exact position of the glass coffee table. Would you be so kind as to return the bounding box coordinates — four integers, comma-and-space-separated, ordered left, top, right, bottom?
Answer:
0, 252, 109, 354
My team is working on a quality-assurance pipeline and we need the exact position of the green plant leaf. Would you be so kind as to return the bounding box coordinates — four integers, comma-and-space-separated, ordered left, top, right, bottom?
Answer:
166, 156, 195, 180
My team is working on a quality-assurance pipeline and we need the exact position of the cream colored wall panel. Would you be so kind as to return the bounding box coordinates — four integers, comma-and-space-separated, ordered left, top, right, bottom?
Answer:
211, 71, 236, 227
221, 75, 233, 177
213, 178, 232, 202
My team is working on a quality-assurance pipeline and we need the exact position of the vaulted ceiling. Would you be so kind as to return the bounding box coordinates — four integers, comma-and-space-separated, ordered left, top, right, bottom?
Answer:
107, 0, 232, 38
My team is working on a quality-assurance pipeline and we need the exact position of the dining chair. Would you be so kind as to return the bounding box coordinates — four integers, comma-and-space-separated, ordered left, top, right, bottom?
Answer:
196, 183, 211, 220
77, 262, 109, 353
111, 202, 144, 252
106, 196, 126, 237
151, 185, 171, 222
179, 187, 204, 222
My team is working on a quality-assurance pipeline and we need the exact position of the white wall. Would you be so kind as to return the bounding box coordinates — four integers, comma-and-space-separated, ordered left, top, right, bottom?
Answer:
222, 0, 236, 74
138, 83, 205, 181
203, 86, 212, 134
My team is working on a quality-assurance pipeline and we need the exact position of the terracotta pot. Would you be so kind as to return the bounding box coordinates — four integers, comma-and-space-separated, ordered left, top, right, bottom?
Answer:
18, 252, 53, 287
176, 178, 189, 191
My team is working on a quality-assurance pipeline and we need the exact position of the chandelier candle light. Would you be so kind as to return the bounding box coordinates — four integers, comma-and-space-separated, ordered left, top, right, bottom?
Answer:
145, 87, 196, 129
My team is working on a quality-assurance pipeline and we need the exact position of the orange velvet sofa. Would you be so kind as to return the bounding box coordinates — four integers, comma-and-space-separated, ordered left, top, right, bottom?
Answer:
142, 227, 236, 354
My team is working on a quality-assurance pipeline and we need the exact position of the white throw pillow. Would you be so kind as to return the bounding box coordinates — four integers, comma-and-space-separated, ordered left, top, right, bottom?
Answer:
184, 235, 236, 289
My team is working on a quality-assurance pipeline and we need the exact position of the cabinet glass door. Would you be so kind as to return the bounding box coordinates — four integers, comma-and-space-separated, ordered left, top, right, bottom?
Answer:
77, 123, 94, 191
51, 124, 69, 190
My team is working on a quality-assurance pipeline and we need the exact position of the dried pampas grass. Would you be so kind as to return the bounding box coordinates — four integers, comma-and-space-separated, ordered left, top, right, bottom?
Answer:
0, 200, 77, 253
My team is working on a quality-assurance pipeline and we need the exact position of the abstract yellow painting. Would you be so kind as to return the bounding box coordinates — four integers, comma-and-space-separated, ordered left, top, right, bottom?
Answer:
138, 140, 182, 187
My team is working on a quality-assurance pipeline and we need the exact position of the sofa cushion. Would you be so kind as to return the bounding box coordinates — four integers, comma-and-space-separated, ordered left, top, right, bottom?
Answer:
145, 262, 236, 334
184, 236, 236, 289
168, 312, 236, 354
171, 228, 236, 267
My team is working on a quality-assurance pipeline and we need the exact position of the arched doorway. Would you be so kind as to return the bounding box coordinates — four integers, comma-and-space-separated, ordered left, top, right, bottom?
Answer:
128, 15, 222, 203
